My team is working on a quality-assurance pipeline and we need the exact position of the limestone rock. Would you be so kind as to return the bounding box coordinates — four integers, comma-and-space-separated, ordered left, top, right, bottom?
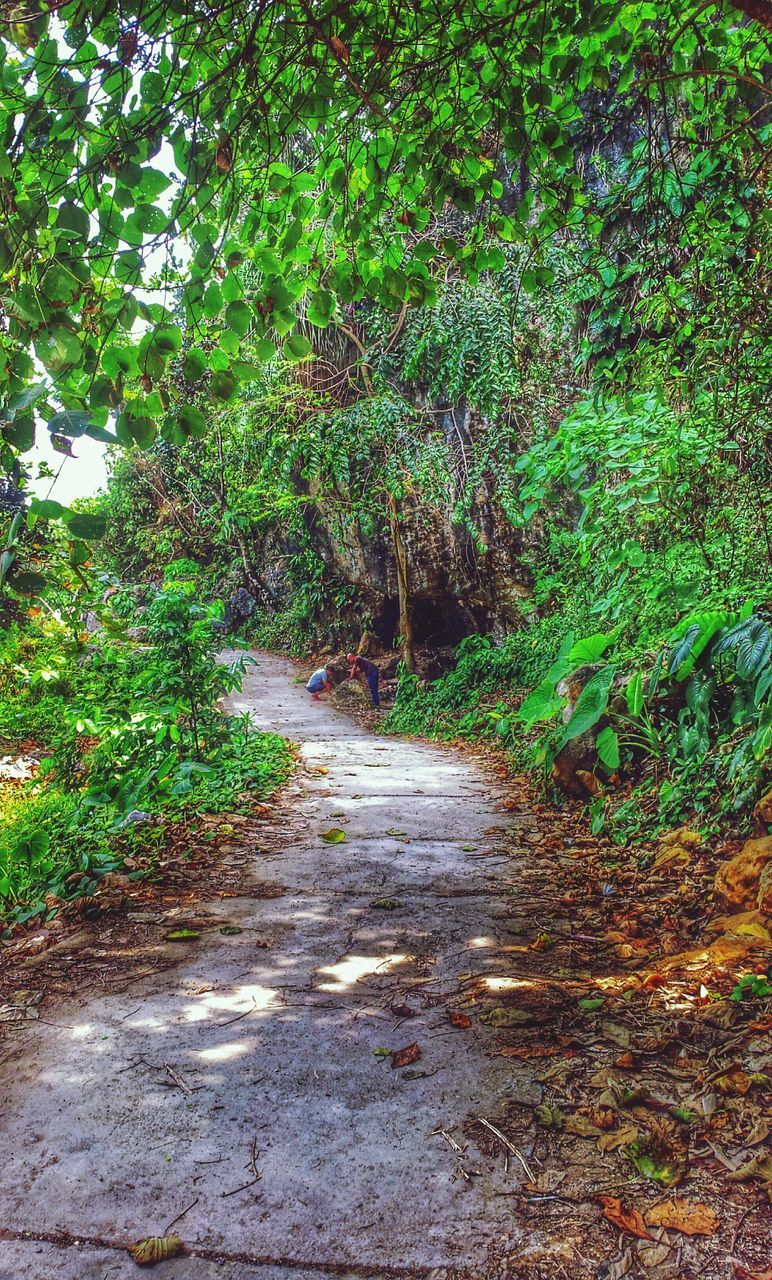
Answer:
758, 859, 772, 915
713, 836, 772, 913
754, 788, 772, 830
551, 730, 596, 798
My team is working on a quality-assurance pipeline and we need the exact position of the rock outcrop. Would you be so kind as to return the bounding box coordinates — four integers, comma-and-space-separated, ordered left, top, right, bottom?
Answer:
713, 836, 772, 914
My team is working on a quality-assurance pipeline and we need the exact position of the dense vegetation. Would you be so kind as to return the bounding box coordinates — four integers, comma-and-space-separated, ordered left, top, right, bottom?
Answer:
0, 569, 291, 923
1, 1, 771, 915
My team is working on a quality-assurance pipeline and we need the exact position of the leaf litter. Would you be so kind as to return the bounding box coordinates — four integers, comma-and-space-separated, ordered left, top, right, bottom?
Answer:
440, 764, 771, 1278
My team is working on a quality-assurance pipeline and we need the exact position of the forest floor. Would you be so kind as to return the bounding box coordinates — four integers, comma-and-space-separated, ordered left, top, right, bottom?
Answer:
0, 653, 769, 1280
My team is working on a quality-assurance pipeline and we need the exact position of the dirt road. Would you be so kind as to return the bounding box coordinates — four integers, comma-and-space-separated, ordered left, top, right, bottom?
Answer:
0, 653, 553, 1279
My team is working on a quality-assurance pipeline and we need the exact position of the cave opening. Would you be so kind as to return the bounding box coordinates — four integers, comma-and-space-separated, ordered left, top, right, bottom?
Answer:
374, 595, 476, 650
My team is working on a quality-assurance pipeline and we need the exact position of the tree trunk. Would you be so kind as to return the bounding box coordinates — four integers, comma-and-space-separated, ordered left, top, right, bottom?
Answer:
387, 492, 415, 673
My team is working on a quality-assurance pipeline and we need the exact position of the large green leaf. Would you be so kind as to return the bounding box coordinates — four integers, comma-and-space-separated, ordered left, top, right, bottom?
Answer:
559, 667, 616, 746
63, 512, 107, 540
717, 616, 771, 682
625, 673, 644, 717
595, 725, 620, 770
567, 633, 614, 665
47, 410, 91, 438
517, 678, 563, 727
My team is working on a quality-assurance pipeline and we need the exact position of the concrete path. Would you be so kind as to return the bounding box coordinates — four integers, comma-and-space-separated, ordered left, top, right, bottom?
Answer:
0, 654, 541, 1280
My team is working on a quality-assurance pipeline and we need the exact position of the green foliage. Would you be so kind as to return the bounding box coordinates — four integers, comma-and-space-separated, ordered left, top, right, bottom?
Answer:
0, 788, 117, 920
2, 0, 769, 599
730, 973, 772, 1003
558, 668, 616, 747
0, 589, 292, 923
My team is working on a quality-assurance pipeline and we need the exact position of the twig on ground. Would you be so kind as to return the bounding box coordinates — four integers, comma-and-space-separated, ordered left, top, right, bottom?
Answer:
210, 998, 257, 1028
221, 1175, 262, 1198
164, 1196, 199, 1235
478, 1116, 535, 1182
163, 1062, 192, 1094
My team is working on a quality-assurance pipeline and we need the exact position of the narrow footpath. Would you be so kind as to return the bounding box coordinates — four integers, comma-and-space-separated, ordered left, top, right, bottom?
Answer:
0, 653, 549, 1279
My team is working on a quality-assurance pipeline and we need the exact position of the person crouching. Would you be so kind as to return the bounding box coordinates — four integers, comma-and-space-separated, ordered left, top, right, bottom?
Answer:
306, 665, 333, 701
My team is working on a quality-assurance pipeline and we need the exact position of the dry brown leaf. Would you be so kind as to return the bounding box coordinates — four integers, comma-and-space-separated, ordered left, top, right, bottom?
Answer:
480, 1006, 534, 1027
524, 1169, 567, 1193
635, 1236, 672, 1270
391, 1041, 420, 1069
597, 1247, 633, 1280
727, 1152, 772, 1185
329, 35, 349, 61
565, 1113, 603, 1137
645, 1197, 719, 1237
733, 1266, 772, 1280
615, 1050, 635, 1069
129, 1236, 184, 1266
745, 1116, 770, 1146
499, 1043, 564, 1059
598, 1195, 653, 1240
715, 1066, 752, 1095
586, 1106, 616, 1129
449, 1010, 471, 1029
598, 1124, 639, 1153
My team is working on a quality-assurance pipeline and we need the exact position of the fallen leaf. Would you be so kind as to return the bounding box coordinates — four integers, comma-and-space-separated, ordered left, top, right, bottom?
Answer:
598, 1124, 639, 1153
219, 925, 242, 936
733, 1266, 772, 1280
597, 1248, 633, 1280
372, 1046, 391, 1057
745, 1116, 770, 1146
579, 997, 605, 1011
390, 1003, 416, 1018
129, 1235, 184, 1266
449, 1010, 472, 1029
480, 1007, 534, 1027
165, 929, 201, 941
727, 1152, 772, 1186
734, 921, 771, 941
644, 1197, 719, 1237
598, 1195, 653, 1241
320, 827, 346, 844
386, 828, 407, 836
627, 1126, 687, 1187
565, 1113, 603, 1137
524, 1168, 567, 1193
615, 1051, 635, 1069
391, 1041, 421, 1069
370, 897, 403, 909
714, 1066, 752, 1095
535, 1104, 564, 1129
635, 1237, 672, 1270
585, 1106, 616, 1129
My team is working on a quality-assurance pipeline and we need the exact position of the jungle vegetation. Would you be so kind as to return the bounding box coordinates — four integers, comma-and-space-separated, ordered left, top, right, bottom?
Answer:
0, 0, 770, 918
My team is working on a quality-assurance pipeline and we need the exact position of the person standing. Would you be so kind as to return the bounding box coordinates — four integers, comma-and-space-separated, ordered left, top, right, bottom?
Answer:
347, 652, 380, 709
306, 665, 333, 701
